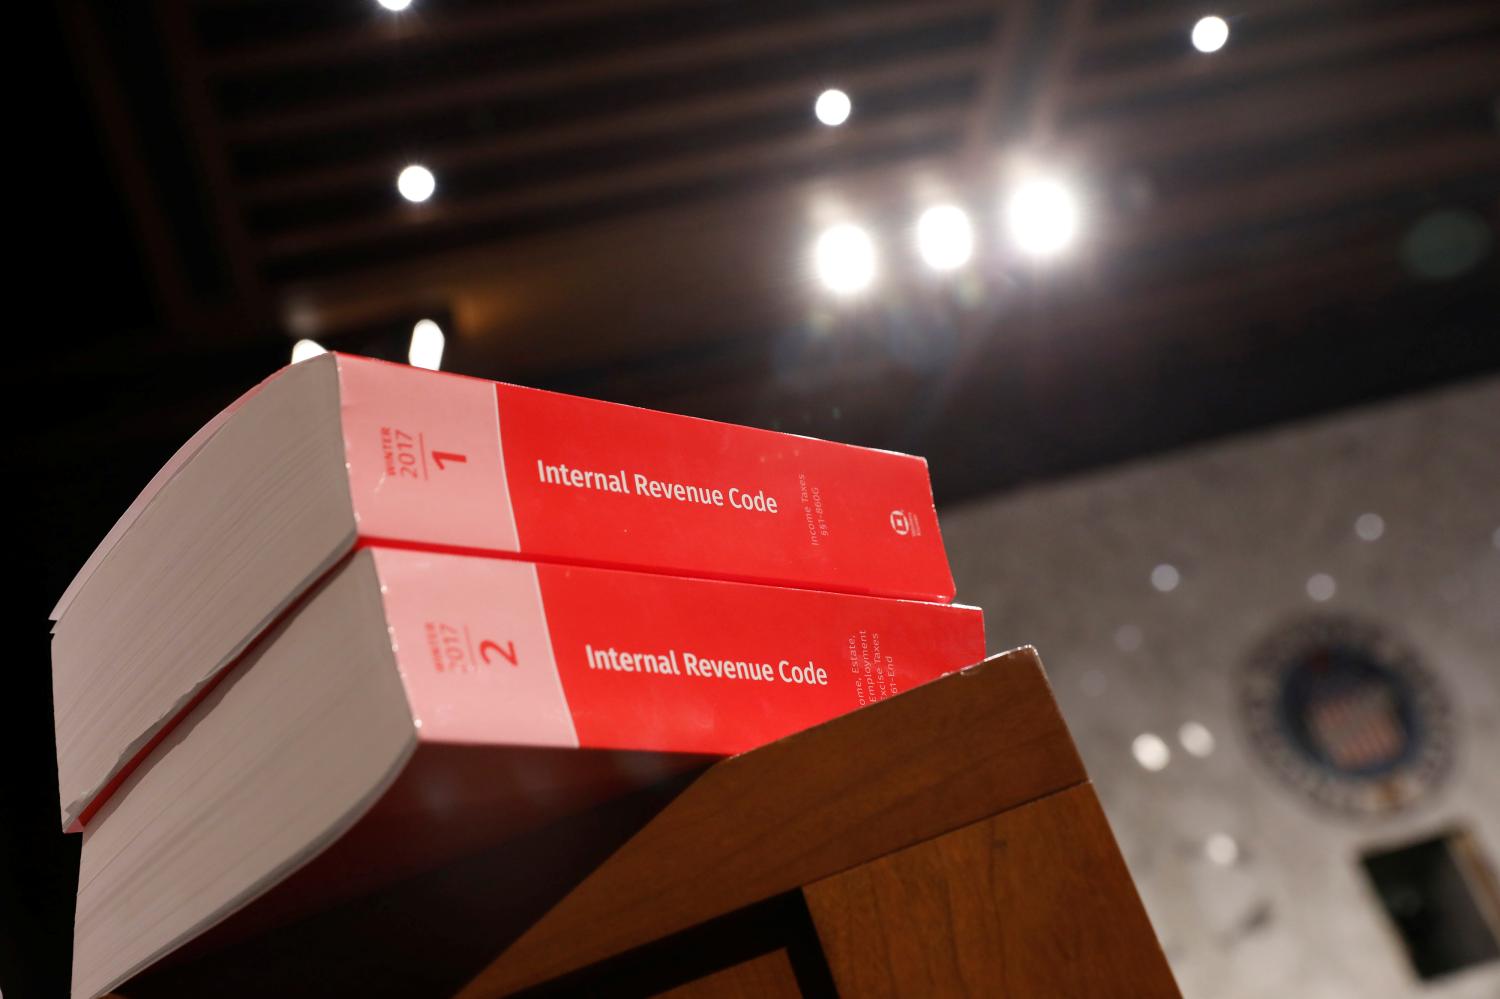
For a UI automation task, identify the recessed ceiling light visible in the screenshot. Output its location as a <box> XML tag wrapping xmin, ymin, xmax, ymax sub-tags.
<box><xmin>814</xmin><ymin>89</ymin><xmax>852</xmax><ymax>127</ymax></box>
<box><xmin>408</xmin><ymin>319</ymin><xmax>445</xmax><ymax>370</ymax></box>
<box><xmin>1191</xmin><ymin>15</ymin><xmax>1230</xmax><ymax>53</ymax></box>
<box><xmin>1306</xmin><ymin>573</ymin><xmax>1337</xmax><ymax>602</ymax></box>
<box><xmin>377</xmin><ymin>0</ymin><xmax>414</xmax><ymax>11</ymax></box>
<box><xmin>1114</xmin><ymin>624</ymin><xmax>1144</xmax><ymax>652</ymax></box>
<box><xmin>916</xmin><ymin>204</ymin><xmax>974</xmax><ymax>271</ymax></box>
<box><xmin>1007</xmin><ymin>177</ymin><xmax>1079</xmax><ymax>257</ymax></box>
<box><xmin>1132</xmin><ymin>733</ymin><xmax>1171</xmax><ymax>772</ymax></box>
<box><xmin>1355</xmin><ymin>512</ymin><xmax>1385</xmax><ymax>541</ymax></box>
<box><xmin>813</xmin><ymin>223</ymin><xmax>877</xmax><ymax>295</ymax></box>
<box><xmin>1179</xmin><ymin>721</ymin><xmax>1216</xmax><ymax>758</ymax></box>
<box><xmin>1205</xmin><ymin>833</ymin><xmax>1240</xmax><ymax>866</ymax></box>
<box><xmin>397</xmin><ymin>164</ymin><xmax>436</xmax><ymax>203</ymax></box>
<box><xmin>290</xmin><ymin>339</ymin><xmax>326</xmax><ymax>363</ymax></box>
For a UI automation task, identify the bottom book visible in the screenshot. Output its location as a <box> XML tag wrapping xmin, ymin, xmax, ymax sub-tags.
<box><xmin>73</xmin><ymin>547</ymin><xmax>985</xmax><ymax>999</ymax></box>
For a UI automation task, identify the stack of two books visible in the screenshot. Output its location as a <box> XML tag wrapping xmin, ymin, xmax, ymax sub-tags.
<box><xmin>51</xmin><ymin>353</ymin><xmax>986</xmax><ymax>999</ymax></box>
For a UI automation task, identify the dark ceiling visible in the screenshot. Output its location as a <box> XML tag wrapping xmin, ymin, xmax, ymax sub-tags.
<box><xmin>32</xmin><ymin>0</ymin><xmax>1500</xmax><ymax>571</ymax></box>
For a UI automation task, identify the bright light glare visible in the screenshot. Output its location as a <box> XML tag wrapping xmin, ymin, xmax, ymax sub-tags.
<box><xmin>397</xmin><ymin>164</ymin><xmax>436</xmax><ymax>203</ymax></box>
<box><xmin>916</xmin><ymin>204</ymin><xmax>974</xmax><ymax>271</ymax></box>
<box><xmin>814</xmin><ymin>88</ymin><xmax>852</xmax><ymax>126</ymax></box>
<box><xmin>1306</xmin><ymin>573</ymin><xmax>1337</xmax><ymax>602</ymax></box>
<box><xmin>291</xmin><ymin>339</ymin><xmax>326</xmax><ymax>363</ymax></box>
<box><xmin>377</xmin><ymin>0</ymin><xmax>413</xmax><ymax>10</ymax></box>
<box><xmin>1205</xmin><ymin>833</ymin><xmax>1240</xmax><ymax>866</ymax></box>
<box><xmin>1151</xmin><ymin>563</ymin><xmax>1180</xmax><ymax>593</ymax></box>
<box><xmin>409</xmin><ymin>319</ymin><xmax>445</xmax><ymax>370</ymax></box>
<box><xmin>1179</xmin><ymin>721</ymin><xmax>1216</xmax><ymax>758</ymax></box>
<box><xmin>1007</xmin><ymin>178</ymin><xmax>1078</xmax><ymax>257</ymax></box>
<box><xmin>1355</xmin><ymin>513</ymin><xmax>1385</xmax><ymax>541</ymax></box>
<box><xmin>813</xmin><ymin>223</ymin><xmax>877</xmax><ymax>294</ymax></box>
<box><xmin>1192</xmin><ymin>16</ymin><xmax>1229</xmax><ymax>53</ymax></box>
<box><xmin>1132</xmin><ymin>733</ymin><xmax>1171</xmax><ymax>772</ymax></box>
<box><xmin>1114</xmin><ymin>624</ymin><xmax>1144</xmax><ymax>653</ymax></box>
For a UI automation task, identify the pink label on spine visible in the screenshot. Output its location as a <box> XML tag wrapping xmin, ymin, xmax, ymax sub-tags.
<box><xmin>373</xmin><ymin>548</ymin><xmax>578</xmax><ymax>748</ymax></box>
<box><xmin>337</xmin><ymin>355</ymin><xmax>520</xmax><ymax>553</ymax></box>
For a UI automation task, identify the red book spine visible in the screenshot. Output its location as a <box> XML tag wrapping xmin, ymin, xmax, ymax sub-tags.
<box><xmin>71</xmin><ymin>545</ymin><xmax>983</xmax><ymax>832</ymax></box>
<box><xmin>337</xmin><ymin>353</ymin><xmax>956</xmax><ymax>602</ymax></box>
<box><xmin>372</xmin><ymin>547</ymin><xmax>984</xmax><ymax>755</ymax></box>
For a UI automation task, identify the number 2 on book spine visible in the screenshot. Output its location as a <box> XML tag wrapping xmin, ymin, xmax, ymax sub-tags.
<box><xmin>479</xmin><ymin>639</ymin><xmax>518</xmax><ymax>667</ymax></box>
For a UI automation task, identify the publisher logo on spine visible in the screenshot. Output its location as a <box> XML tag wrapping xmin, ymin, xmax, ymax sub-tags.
<box><xmin>889</xmin><ymin>510</ymin><xmax>922</xmax><ymax>537</ymax></box>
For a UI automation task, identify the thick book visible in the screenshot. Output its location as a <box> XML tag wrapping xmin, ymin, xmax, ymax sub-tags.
<box><xmin>51</xmin><ymin>352</ymin><xmax>956</xmax><ymax>828</ymax></box>
<box><xmin>71</xmin><ymin>546</ymin><xmax>984</xmax><ymax>999</ymax></box>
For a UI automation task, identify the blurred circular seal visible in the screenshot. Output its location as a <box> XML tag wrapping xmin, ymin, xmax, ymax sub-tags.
<box><xmin>1239</xmin><ymin>614</ymin><xmax>1452</xmax><ymax>816</ymax></box>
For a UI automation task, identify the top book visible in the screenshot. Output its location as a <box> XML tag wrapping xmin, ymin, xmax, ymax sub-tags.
<box><xmin>51</xmin><ymin>352</ymin><xmax>955</xmax><ymax>827</ymax></box>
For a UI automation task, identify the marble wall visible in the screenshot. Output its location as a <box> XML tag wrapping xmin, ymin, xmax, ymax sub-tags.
<box><xmin>940</xmin><ymin>376</ymin><xmax>1500</xmax><ymax>998</ymax></box>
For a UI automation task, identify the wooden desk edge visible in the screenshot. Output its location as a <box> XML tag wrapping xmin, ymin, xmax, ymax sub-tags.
<box><xmin>461</xmin><ymin>647</ymin><xmax>1089</xmax><ymax>997</ymax></box>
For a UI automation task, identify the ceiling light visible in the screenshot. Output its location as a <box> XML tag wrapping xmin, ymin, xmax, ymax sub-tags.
<box><xmin>1007</xmin><ymin>177</ymin><xmax>1078</xmax><ymax>257</ymax></box>
<box><xmin>813</xmin><ymin>223</ymin><xmax>876</xmax><ymax>295</ymax></box>
<box><xmin>916</xmin><ymin>204</ymin><xmax>974</xmax><ymax>271</ymax></box>
<box><xmin>1355</xmin><ymin>513</ymin><xmax>1385</xmax><ymax>541</ymax></box>
<box><xmin>1179</xmin><ymin>721</ymin><xmax>1216</xmax><ymax>758</ymax></box>
<box><xmin>814</xmin><ymin>89</ymin><xmax>852</xmax><ymax>127</ymax></box>
<box><xmin>1132</xmin><ymin>733</ymin><xmax>1171</xmax><ymax>772</ymax></box>
<box><xmin>1191</xmin><ymin>16</ymin><xmax>1229</xmax><ymax>53</ymax></box>
<box><xmin>290</xmin><ymin>339</ymin><xmax>326</xmax><ymax>364</ymax></box>
<box><xmin>397</xmin><ymin>164</ymin><xmax>436</xmax><ymax>203</ymax></box>
<box><xmin>377</xmin><ymin>0</ymin><xmax>414</xmax><ymax>11</ymax></box>
<box><xmin>1205</xmin><ymin>833</ymin><xmax>1240</xmax><ymax>866</ymax></box>
<box><xmin>1306</xmin><ymin>573</ymin><xmax>1336</xmax><ymax>602</ymax></box>
<box><xmin>409</xmin><ymin>319</ymin><xmax>445</xmax><ymax>370</ymax></box>
<box><xmin>1114</xmin><ymin>624</ymin><xmax>1143</xmax><ymax>653</ymax></box>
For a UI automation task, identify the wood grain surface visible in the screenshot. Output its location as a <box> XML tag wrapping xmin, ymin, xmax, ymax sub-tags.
<box><xmin>459</xmin><ymin>647</ymin><xmax>1087</xmax><ymax>997</ymax></box>
<box><xmin>805</xmin><ymin>783</ymin><xmax>1181</xmax><ymax>998</ymax></box>
<box><xmin>653</xmin><ymin>950</ymin><xmax>802</xmax><ymax>999</ymax></box>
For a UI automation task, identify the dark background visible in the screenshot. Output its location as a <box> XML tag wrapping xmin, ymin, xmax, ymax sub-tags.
<box><xmin>7</xmin><ymin>1</ymin><xmax>1498</xmax><ymax>995</ymax></box>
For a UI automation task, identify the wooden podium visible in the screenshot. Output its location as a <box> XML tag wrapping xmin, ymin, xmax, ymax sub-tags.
<box><xmin>120</xmin><ymin>647</ymin><xmax>1179</xmax><ymax>998</ymax></box>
